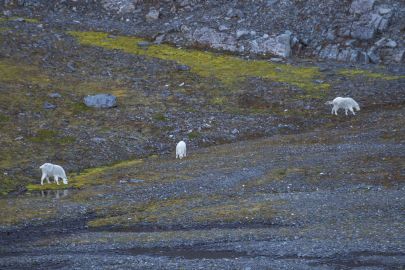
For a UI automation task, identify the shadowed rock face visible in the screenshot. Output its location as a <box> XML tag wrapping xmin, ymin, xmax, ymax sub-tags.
<box><xmin>3</xmin><ymin>0</ymin><xmax>404</xmax><ymax>64</ymax></box>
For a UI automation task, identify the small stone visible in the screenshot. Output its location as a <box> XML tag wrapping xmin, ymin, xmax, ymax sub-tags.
<box><xmin>48</xmin><ymin>93</ymin><xmax>62</xmax><ymax>98</ymax></box>
<box><xmin>218</xmin><ymin>25</ymin><xmax>229</xmax><ymax>31</ymax></box>
<box><xmin>315</xmin><ymin>80</ymin><xmax>324</xmax><ymax>84</ymax></box>
<box><xmin>367</xmin><ymin>49</ymin><xmax>380</xmax><ymax>64</ymax></box>
<box><xmin>12</xmin><ymin>17</ymin><xmax>25</xmax><ymax>22</ymax></box>
<box><xmin>145</xmin><ymin>9</ymin><xmax>159</xmax><ymax>21</ymax></box>
<box><xmin>67</xmin><ymin>61</ymin><xmax>76</xmax><ymax>72</ymax></box>
<box><xmin>177</xmin><ymin>65</ymin><xmax>190</xmax><ymax>71</ymax></box>
<box><xmin>84</xmin><ymin>94</ymin><xmax>117</xmax><ymax>108</ymax></box>
<box><xmin>154</xmin><ymin>34</ymin><xmax>165</xmax><ymax>44</ymax></box>
<box><xmin>43</xmin><ymin>102</ymin><xmax>56</xmax><ymax>110</ymax></box>
<box><xmin>378</xmin><ymin>7</ymin><xmax>392</xmax><ymax>15</ymax></box>
<box><xmin>345</xmin><ymin>39</ymin><xmax>356</xmax><ymax>46</ymax></box>
<box><xmin>91</xmin><ymin>137</ymin><xmax>106</xmax><ymax>143</ymax></box>
<box><xmin>236</xmin><ymin>29</ymin><xmax>250</xmax><ymax>39</ymax></box>
<box><xmin>394</xmin><ymin>50</ymin><xmax>405</xmax><ymax>63</ymax></box>
<box><xmin>385</xmin><ymin>39</ymin><xmax>397</xmax><ymax>48</ymax></box>
<box><xmin>137</xmin><ymin>41</ymin><xmax>150</xmax><ymax>48</ymax></box>
<box><xmin>269</xmin><ymin>57</ymin><xmax>283</xmax><ymax>63</ymax></box>
<box><xmin>375</xmin><ymin>37</ymin><xmax>386</xmax><ymax>47</ymax></box>
<box><xmin>129</xmin><ymin>179</ymin><xmax>144</xmax><ymax>183</ymax></box>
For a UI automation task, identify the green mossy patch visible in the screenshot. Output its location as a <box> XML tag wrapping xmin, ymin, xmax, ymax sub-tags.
<box><xmin>0</xmin><ymin>16</ymin><xmax>39</xmax><ymax>24</ymax></box>
<box><xmin>0</xmin><ymin>198</ymin><xmax>56</xmax><ymax>226</ymax></box>
<box><xmin>339</xmin><ymin>69</ymin><xmax>405</xmax><ymax>80</ymax></box>
<box><xmin>0</xmin><ymin>113</ymin><xmax>10</xmax><ymax>122</ymax></box>
<box><xmin>153</xmin><ymin>113</ymin><xmax>168</xmax><ymax>122</ymax></box>
<box><xmin>0</xmin><ymin>59</ymin><xmax>50</xmax><ymax>85</ymax></box>
<box><xmin>87</xmin><ymin>195</ymin><xmax>275</xmax><ymax>228</ymax></box>
<box><xmin>68</xmin><ymin>31</ymin><xmax>330</xmax><ymax>97</ymax></box>
<box><xmin>28</xmin><ymin>129</ymin><xmax>76</xmax><ymax>144</ymax></box>
<box><xmin>26</xmin><ymin>159</ymin><xmax>144</xmax><ymax>191</ymax></box>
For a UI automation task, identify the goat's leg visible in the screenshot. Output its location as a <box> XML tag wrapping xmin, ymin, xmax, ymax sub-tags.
<box><xmin>41</xmin><ymin>173</ymin><xmax>46</xmax><ymax>185</ymax></box>
<box><xmin>54</xmin><ymin>176</ymin><xmax>60</xmax><ymax>185</ymax></box>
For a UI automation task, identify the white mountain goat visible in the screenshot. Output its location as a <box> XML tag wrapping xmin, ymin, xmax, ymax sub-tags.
<box><xmin>325</xmin><ymin>97</ymin><xmax>360</xmax><ymax>116</ymax></box>
<box><xmin>176</xmin><ymin>141</ymin><xmax>187</xmax><ymax>159</ymax></box>
<box><xmin>39</xmin><ymin>163</ymin><xmax>68</xmax><ymax>185</ymax></box>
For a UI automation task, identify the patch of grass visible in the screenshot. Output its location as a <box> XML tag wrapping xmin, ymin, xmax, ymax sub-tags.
<box><xmin>0</xmin><ymin>113</ymin><xmax>10</xmax><ymax>122</ymax></box>
<box><xmin>153</xmin><ymin>113</ymin><xmax>168</xmax><ymax>122</ymax></box>
<box><xmin>0</xmin><ymin>59</ymin><xmax>50</xmax><ymax>84</ymax></box>
<box><xmin>210</xmin><ymin>96</ymin><xmax>226</xmax><ymax>106</ymax></box>
<box><xmin>0</xmin><ymin>178</ymin><xmax>18</xmax><ymax>196</ymax></box>
<box><xmin>87</xmin><ymin>195</ymin><xmax>275</xmax><ymax>228</ymax></box>
<box><xmin>0</xmin><ymin>16</ymin><xmax>39</xmax><ymax>23</ymax></box>
<box><xmin>26</xmin><ymin>159</ymin><xmax>144</xmax><ymax>191</ymax></box>
<box><xmin>28</xmin><ymin>129</ymin><xmax>75</xmax><ymax>144</ymax></box>
<box><xmin>69</xmin><ymin>31</ymin><xmax>330</xmax><ymax>97</ymax></box>
<box><xmin>188</xmin><ymin>130</ymin><xmax>201</xmax><ymax>140</ymax></box>
<box><xmin>339</xmin><ymin>69</ymin><xmax>405</xmax><ymax>80</ymax></box>
<box><xmin>71</xmin><ymin>102</ymin><xmax>91</xmax><ymax>114</ymax></box>
<box><xmin>0</xmin><ymin>198</ymin><xmax>56</xmax><ymax>226</ymax></box>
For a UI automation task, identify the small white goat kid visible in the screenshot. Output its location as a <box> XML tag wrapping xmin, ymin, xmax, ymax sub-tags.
<box><xmin>40</xmin><ymin>163</ymin><xmax>68</xmax><ymax>185</ymax></box>
<box><xmin>326</xmin><ymin>97</ymin><xmax>360</xmax><ymax>116</ymax></box>
<box><xmin>176</xmin><ymin>141</ymin><xmax>187</xmax><ymax>159</ymax></box>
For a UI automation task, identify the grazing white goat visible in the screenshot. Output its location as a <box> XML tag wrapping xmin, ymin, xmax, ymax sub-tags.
<box><xmin>325</xmin><ymin>97</ymin><xmax>360</xmax><ymax>116</ymax></box>
<box><xmin>176</xmin><ymin>141</ymin><xmax>187</xmax><ymax>159</ymax></box>
<box><xmin>40</xmin><ymin>163</ymin><xmax>68</xmax><ymax>185</ymax></box>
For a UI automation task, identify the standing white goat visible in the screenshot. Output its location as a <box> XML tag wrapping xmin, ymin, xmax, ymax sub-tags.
<box><xmin>325</xmin><ymin>97</ymin><xmax>360</xmax><ymax>116</ymax></box>
<box><xmin>176</xmin><ymin>141</ymin><xmax>187</xmax><ymax>159</ymax></box>
<box><xmin>40</xmin><ymin>163</ymin><xmax>68</xmax><ymax>185</ymax></box>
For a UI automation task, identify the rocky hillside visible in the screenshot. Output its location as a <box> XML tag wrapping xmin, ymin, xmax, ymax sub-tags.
<box><xmin>2</xmin><ymin>0</ymin><xmax>405</xmax><ymax>64</ymax></box>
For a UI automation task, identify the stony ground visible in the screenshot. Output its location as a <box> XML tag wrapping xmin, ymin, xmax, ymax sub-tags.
<box><xmin>0</xmin><ymin>6</ymin><xmax>404</xmax><ymax>270</ymax></box>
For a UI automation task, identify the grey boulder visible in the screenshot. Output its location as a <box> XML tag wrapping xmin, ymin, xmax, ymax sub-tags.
<box><xmin>84</xmin><ymin>94</ymin><xmax>117</xmax><ymax>108</ymax></box>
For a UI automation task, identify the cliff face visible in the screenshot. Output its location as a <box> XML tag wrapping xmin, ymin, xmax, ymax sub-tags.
<box><xmin>2</xmin><ymin>0</ymin><xmax>404</xmax><ymax>64</ymax></box>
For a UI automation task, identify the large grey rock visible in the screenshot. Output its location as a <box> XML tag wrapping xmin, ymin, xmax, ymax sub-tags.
<box><xmin>351</xmin><ymin>23</ymin><xmax>376</xmax><ymax>40</ymax></box>
<box><xmin>337</xmin><ymin>49</ymin><xmax>352</xmax><ymax>62</ymax></box>
<box><xmin>378</xmin><ymin>18</ymin><xmax>389</xmax><ymax>32</ymax></box>
<box><xmin>367</xmin><ymin>48</ymin><xmax>380</xmax><ymax>64</ymax></box>
<box><xmin>394</xmin><ymin>50</ymin><xmax>405</xmax><ymax>63</ymax></box>
<box><xmin>84</xmin><ymin>94</ymin><xmax>117</xmax><ymax>108</ymax></box>
<box><xmin>350</xmin><ymin>0</ymin><xmax>375</xmax><ymax>14</ymax></box>
<box><xmin>319</xmin><ymin>45</ymin><xmax>339</xmax><ymax>60</ymax></box>
<box><xmin>192</xmin><ymin>27</ymin><xmax>240</xmax><ymax>52</ymax></box>
<box><xmin>369</xmin><ymin>13</ymin><xmax>383</xmax><ymax>30</ymax></box>
<box><xmin>250</xmin><ymin>32</ymin><xmax>292</xmax><ymax>58</ymax></box>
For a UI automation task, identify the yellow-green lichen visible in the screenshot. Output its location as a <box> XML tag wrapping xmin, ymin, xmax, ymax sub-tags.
<box><xmin>0</xmin><ymin>16</ymin><xmax>39</xmax><ymax>24</ymax></box>
<box><xmin>0</xmin><ymin>59</ymin><xmax>50</xmax><ymax>84</ymax></box>
<box><xmin>26</xmin><ymin>159</ymin><xmax>143</xmax><ymax>191</ymax></box>
<box><xmin>28</xmin><ymin>129</ymin><xmax>76</xmax><ymax>144</ymax></box>
<box><xmin>339</xmin><ymin>69</ymin><xmax>405</xmax><ymax>80</ymax></box>
<box><xmin>87</xmin><ymin>195</ymin><xmax>275</xmax><ymax>228</ymax></box>
<box><xmin>68</xmin><ymin>31</ymin><xmax>330</xmax><ymax>97</ymax></box>
<box><xmin>0</xmin><ymin>198</ymin><xmax>56</xmax><ymax>226</ymax></box>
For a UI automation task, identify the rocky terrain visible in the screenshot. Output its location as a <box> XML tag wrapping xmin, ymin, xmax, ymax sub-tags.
<box><xmin>0</xmin><ymin>0</ymin><xmax>404</xmax><ymax>269</ymax></box>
